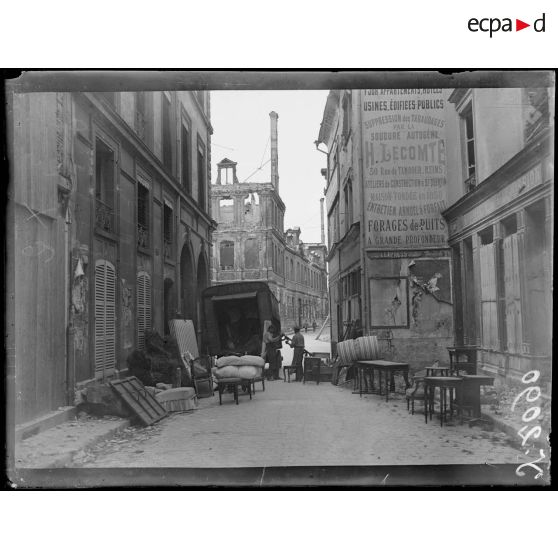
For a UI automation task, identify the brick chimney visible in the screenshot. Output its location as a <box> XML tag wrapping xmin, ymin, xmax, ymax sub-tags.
<box><xmin>269</xmin><ymin>111</ymin><xmax>279</xmax><ymax>192</ymax></box>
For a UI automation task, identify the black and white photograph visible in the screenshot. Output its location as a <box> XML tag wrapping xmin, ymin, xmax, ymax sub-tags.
<box><xmin>4</xmin><ymin>70</ymin><xmax>553</xmax><ymax>488</ymax></box>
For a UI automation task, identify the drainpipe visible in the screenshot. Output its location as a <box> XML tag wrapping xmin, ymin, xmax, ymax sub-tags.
<box><xmin>357</xmin><ymin>90</ymin><xmax>369</xmax><ymax>335</ymax></box>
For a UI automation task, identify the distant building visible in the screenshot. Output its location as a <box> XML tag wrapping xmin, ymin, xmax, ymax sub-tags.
<box><xmin>8</xmin><ymin>89</ymin><xmax>215</xmax><ymax>425</ymax></box>
<box><xmin>210</xmin><ymin>112</ymin><xmax>328</xmax><ymax>327</ymax></box>
<box><xmin>443</xmin><ymin>86</ymin><xmax>553</xmax><ymax>386</ymax></box>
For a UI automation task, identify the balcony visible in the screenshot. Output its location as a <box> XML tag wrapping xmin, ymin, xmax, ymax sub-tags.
<box><xmin>95</xmin><ymin>199</ymin><xmax>114</xmax><ymax>233</ymax></box>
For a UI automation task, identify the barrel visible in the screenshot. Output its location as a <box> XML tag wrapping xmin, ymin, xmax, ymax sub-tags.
<box><xmin>355</xmin><ymin>336</ymin><xmax>380</xmax><ymax>361</ymax></box>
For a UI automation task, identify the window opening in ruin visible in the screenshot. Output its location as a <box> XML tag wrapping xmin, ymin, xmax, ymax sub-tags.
<box><xmin>244</xmin><ymin>238</ymin><xmax>259</xmax><ymax>269</ymax></box>
<box><xmin>220</xmin><ymin>240</ymin><xmax>234</xmax><ymax>270</ymax></box>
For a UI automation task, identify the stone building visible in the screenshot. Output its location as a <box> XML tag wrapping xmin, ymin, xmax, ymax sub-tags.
<box><xmin>210</xmin><ymin>112</ymin><xmax>328</xmax><ymax>328</ymax></box>
<box><xmin>8</xmin><ymin>89</ymin><xmax>215</xmax><ymax>425</ymax></box>
<box><xmin>442</xmin><ymin>86</ymin><xmax>553</xmax><ymax>387</ymax></box>
<box><xmin>317</xmin><ymin>83</ymin><xmax>553</xmax><ymax>386</ymax></box>
<box><xmin>317</xmin><ymin>89</ymin><xmax>458</xmax><ymax>365</ymax></box>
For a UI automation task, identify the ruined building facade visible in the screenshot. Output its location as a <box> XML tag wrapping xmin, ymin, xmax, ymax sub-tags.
<box><xmin>8</xmin><ymin>89</ymin><xmax>215</xmax><ymax>425</ymax></box>
<box><xmin>210</xmin><ymin>113</ymin><xmax>328</xmax><ymax>328</ymax></box>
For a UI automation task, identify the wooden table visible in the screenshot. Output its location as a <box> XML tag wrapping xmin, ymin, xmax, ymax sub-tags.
<box><xmin>356</xmin><ymin>360</ymin><xmax>410</xmax><ymax>402</ymax></box>
<box><xmin>424</xmin><ymin>376</ymin><xmax>463</xmax><ymax>427</ymax></box>
<box><xmin>455</xmin><ymin>374</ymin><xmax>495</xmax><ymax>420</ymax></box>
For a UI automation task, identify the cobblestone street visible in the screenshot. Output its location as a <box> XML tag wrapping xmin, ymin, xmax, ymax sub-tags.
<box><xmin>77</xmin><ymin>334</ymin><xmax>525</xmax><ymax>468</ymax></box>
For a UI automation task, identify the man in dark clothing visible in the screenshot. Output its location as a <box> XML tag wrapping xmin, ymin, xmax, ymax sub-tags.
<box><xmin>291</xmin><ymin>326</ymin><xmax>305</xmax><ymax>381</ymax></box>
<box><xmin>263</xmin><ymin>324</ymin><xmax>282</xmax><ymax>380</ymax></box>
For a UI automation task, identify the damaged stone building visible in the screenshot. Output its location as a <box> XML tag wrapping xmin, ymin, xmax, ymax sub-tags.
<box><xmin>317</xmin><ymin>84</ymin><xmax>553</xmax><ymax>385</ymax></box>
<box><xmin>210</xmin><ymin>112</ymin><xmax>328</xmax><ymax>328</ymax></box>
<box><xmin>8</xmin><ymin>89</ymin><xmax>215</xmax><ymax>426</ymax></box>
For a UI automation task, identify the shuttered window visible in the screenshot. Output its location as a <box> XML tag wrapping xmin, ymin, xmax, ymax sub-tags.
<box><xmin>502</xmin><ymin>233</ymin><xmax>522</xmax><ymax>353</ymax></box>
<box><xmin>94</xmin><ymin>260</ymin><xmax>116</xmax><ymax>379</ymax></box>
<box><xmin>136</xmin><ymin>271</ymin><xmax>152</xmax><ymax>349</ymax></box>
<box><xmin>479</xmin><ymin>237</ymin><xmax>498</xmax><ymax>350</ymax></box>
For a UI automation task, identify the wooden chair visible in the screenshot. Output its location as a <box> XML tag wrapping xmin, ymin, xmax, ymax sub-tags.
<box><xmin>303</xmin><ymin>357</ymin><xmax>321</xmax><ymax>384</ymax></box>
<box><xmin>406</xmin><ymin>371</ymin><xmax>427</xmax><ymax>415</ymax></box>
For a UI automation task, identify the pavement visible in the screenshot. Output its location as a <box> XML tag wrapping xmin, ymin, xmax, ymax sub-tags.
<box><xmin>10</xmin><ymin>332</ymin><xmax>544</xmax><ymax>472</ymax></box>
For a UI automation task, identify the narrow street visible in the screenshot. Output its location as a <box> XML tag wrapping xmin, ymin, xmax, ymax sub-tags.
<box><xmin>75</xmin><ymin>332</ymin><xmax>524</xmax><ymax>469</ymax></box>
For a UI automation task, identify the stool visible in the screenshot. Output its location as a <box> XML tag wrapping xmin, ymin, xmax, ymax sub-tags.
<box><xmin>217</xmin><ymin>378</ymin><xmax>245</xmax><ymax>405</ymax></box>
<box><xmin>283</xmin><ymin>366</ymin><xmax>299</xmax><ymax>382</ymax></box>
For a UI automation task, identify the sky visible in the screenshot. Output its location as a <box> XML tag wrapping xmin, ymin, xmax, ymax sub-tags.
<box><xmin>210</xmin><ymin>90</ymin><xmax>330</xmax><ymax>244</ymax></box>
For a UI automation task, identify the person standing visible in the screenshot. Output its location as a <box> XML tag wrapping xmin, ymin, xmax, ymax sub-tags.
<box><xmin>291</xmin><ymin>326</ymin><xmax>305</xmax><ymax>381</ymax></box>
<box><xmin>263</xmin><ymin>324</ymin><xmax>282</xmax><ymax>381</ymax></box>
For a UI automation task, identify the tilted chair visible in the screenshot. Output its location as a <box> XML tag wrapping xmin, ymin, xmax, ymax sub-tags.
<box><xmin>169</xmin><ymin>319</ymin><xmax>214</xmax><ymax>398</ymax></box>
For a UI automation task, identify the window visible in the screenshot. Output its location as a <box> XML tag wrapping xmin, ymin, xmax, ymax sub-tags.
<box><xmin>500</xmin><ymin>215</ymin><xmax>522</xmax><ymax>353</ymax></box>
<box><xmin>95</xmin><ymin>138</ymin><xmax>115</xmax><ymax>233</ymax></box>
<box><xmin>462</xmin><ymin>237</ymin><xmax>477</xmax><ymax>345</ymax></box>
<box><xmin>163</xmin><ymin>202</ymin><xmax>173</xmax><ymax>259</ymax></box>
<box><xmin>136</xmin><ymin>271</ymin><xmax>152</xmax><ymax>350</ymax></box>
<box><xmin>219</xmin><ymin>197</ymin><xmax>234</xmax><ymax>222</ymax></box>
<box><xmin>220</xmin><ymin>241</ymin><xmax>234</xmax><ymax>270</ymax></box>
<box><xmin>162</xmin><ymin>93</ymin><xmax>172</xmax><ymax>171</ymax></box>
<box><xmin>524</xmin><ymin>201</ymin><xmax>550</xmax><ymax>354</ymax></box>
<box><xmin>479</xmin><ymin>227</ymin><xmax>498</xmax><ymax>349</ymax></box>
<box><xmin>94</xmin><ymin>260</ymin><xmax>116</xmax><ymax>380</ymax></box>
<box><xmin>197</xmin><ymin>143</ymin><xmax>206</xmax><ymax>211</ymax></box>
<box><xmin>135</xmin><ymin>92</ymin><xmax>146</xmax><ymax>140</ymax></box>
<box><xmin>137</xmin><ymin>182</ymin><xmax>150</xmax><ymax>249</ymax></box>
<box><xmin>181</xmin><ymin>123</ymin><xmax>191</xmax><ymax>193</ymax></box>
<box><xmin>461</xmin><ymin>103</ymin><xmax>476</xmax><ymax>191</ymax></box>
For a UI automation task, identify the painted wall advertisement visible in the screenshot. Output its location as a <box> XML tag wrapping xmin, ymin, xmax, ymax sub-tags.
<box><xmin>361</xmin><ymin>89</ymin><xmax>448</xmax><ymax>249</ymax></box>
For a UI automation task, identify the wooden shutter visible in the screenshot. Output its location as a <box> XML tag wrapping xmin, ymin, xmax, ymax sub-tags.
<box><xmin>503</xmin><ymin>234</ymin><xmax>522</xmax><ymax>353</ymax></box>
<box><xmin>479</xmin><ymin>244</ymin><xmax>498</xmax><ymax>350</ymax></box>
<box><xmin>94</xmin><ymin>260</ymin><xmax>116</xmax><ymax>379</ymax></box>
<box><xmin>136</xmin><ymin>271</ymin><xmax>152</xmax><ymax>349</ymax></box>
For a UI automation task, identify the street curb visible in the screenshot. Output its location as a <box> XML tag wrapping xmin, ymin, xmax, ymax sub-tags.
<box><xmin>480</xmin><ymin>410</ymin><xmax>547</xmax><ymax>451</ymax></box>
<box><xmin>43</xmin><ymin>418</ymin><xmax>132</xmax><ymax>468</ymax></box>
